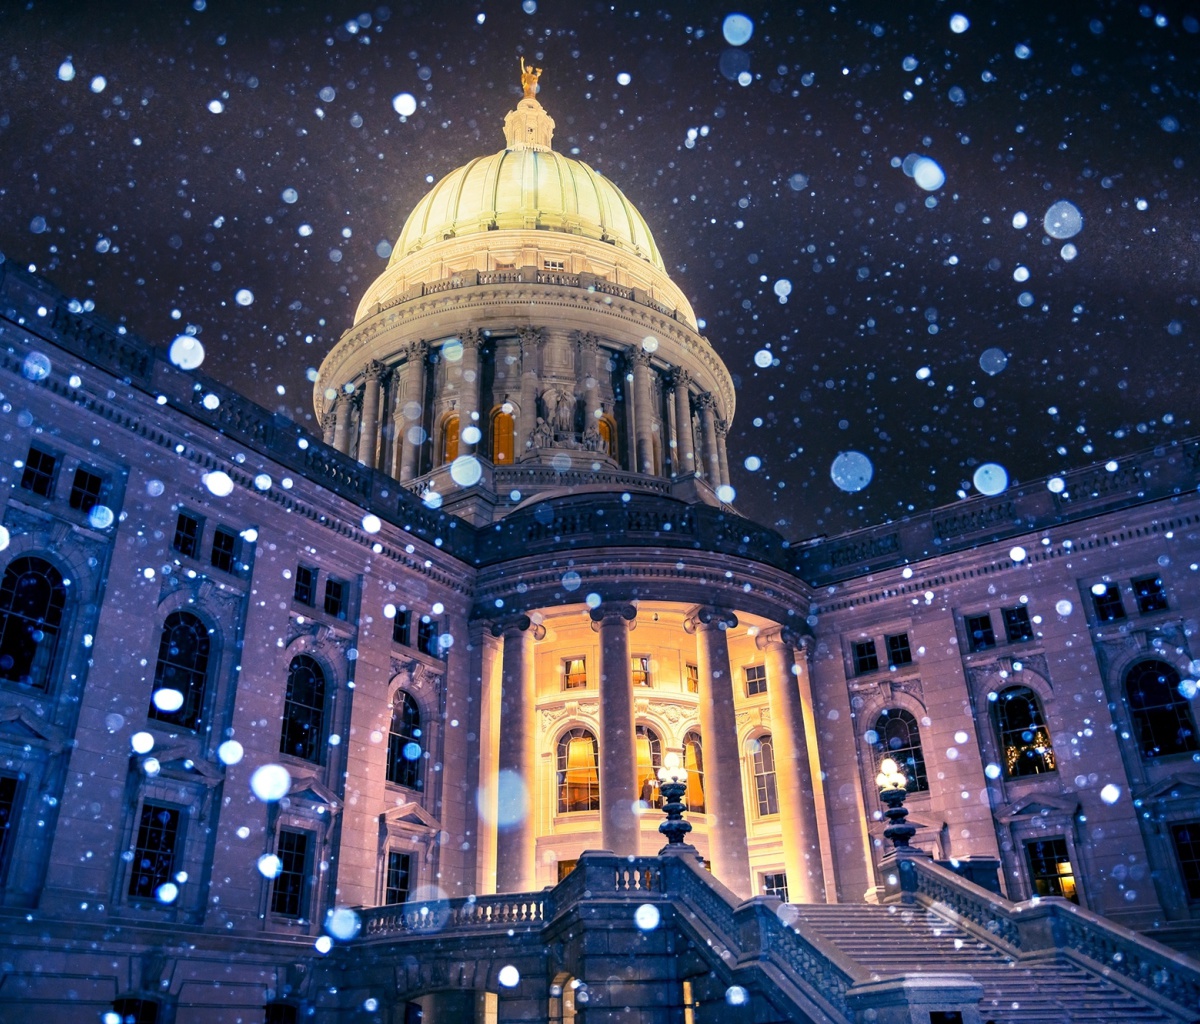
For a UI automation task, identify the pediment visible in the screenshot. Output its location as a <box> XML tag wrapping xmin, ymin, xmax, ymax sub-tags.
<box><xmin>0</xmin><ymin>706</ymin><xmax>64</xmax><ymax>749</ymax></box>
<box><xmin>1135</xmin><ymin>772</ymin><xmax>1200</xmax><ymax>804</ymax></box>
<box><xmin>382</xmin><ymin>800</ymin><xmax>441</xmax><ymax>831</ymax></box>
<box><xmin>138</xmin><ymin>745</ymin><xmax>224</xmax><ymax>785</ymax></box>
<box><xmin>997</xmin><ymin>793</ymin><xmax>1078</xmax><ymax>824</ymax></box>
<box><xmin>286</xmin><ymin>774</ymin><xmax>341</xmax><ymax>812</ymax></box>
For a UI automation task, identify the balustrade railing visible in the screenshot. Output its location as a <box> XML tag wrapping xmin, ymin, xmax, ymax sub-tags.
<box><xmin>358</xmin><ymin>892</ymin><xmax>546</xmax><ymax>938</ymax></box>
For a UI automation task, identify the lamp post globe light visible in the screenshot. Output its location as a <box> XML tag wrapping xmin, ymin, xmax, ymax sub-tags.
<box><xmin>876</xmin><ymin>757</ymin><xmax>917</xmax><ymax>851</ymax></box>
<box><xmin>658</xmin><ymin>752</ymin><xmax>693</xmax><ymax>848</ymax></box>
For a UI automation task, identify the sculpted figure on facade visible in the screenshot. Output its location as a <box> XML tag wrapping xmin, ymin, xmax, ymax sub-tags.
<box><xmin>530</xmin><ymin>416</ymin><xmax>553</xmax><ymax>449</ymax></box>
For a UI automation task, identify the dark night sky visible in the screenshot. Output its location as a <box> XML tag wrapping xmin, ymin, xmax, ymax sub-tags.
<box><xmin>1</xmin><ymin>0</ymin><xmax>1198</xmax><ymax>541</ymax></box>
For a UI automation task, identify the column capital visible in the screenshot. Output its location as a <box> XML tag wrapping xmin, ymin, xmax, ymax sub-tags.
<box><xmin>715</xmin><ymin>416</ymin><xmax>729</xmax><ymax>439</ymax></box>
<box><xmin>696</xmin><ymin>391</ymin><xmax>716</xmax><ymax>412</ymax></box>
<box><xmin>518</xmin><ymin>326</ymin><xmax>545</xmax><ymax>353</ymax></box>
<box><xmin>668</xmin><ymin>367</ymin><xmax>691</xmax><ymax>392</ymax></box>
<box><xmin>626</xmin><ymin>348</ymin><xmax>652</xmax><ymax>370</ymax></box>
<box><xmin>755</xmin><ymin>625</ymin><xmax>806</xmax><ymax>652</ymax></box>
<box><xmin>364</xmin><ymin>359</ymin><xmax>389</xmax><ymax>384</ymax></box>
<box><xmin>462</xmin><ymin>327</ymin><xmax>486</xmax><ymax>351</ymax></box>
<box><xmin>588</xmin><ymin>602</ymin><xmax>637</xmax><ymax>629</ymax></box>
<box><xmin>683</xmin><ymin>605</ymin><xmax>738</xmax><ymax>634</ymax></box>
<box><xmin>489</xmin><ymin>613</ymin><xmax>546</xmax><ymax>641</ymax></box>
<box><xmin>574</xmin><ymin>330</ymin><xmax>600</xmax><ymax>354</ymax></box>
<box><xmin>405</xmin><ymin>339</ymin><xmax>429</xmax><ymax>362</ymax></box>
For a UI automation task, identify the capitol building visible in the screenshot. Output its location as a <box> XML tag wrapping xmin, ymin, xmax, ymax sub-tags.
<box><xmin>0</xmin><ymin>69</ymin><xmax>1199</xmax><ymax>1023</ymax></box>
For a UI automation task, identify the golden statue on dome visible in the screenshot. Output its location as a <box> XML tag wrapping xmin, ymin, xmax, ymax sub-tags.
<box><xmin>520</xmin><ymin>56</ymin><xmax>542</xmax><ymax>99</ymax></box>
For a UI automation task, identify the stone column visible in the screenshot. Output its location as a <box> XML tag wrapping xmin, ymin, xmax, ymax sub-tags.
<box><xmin>518</xmin><ymin>327</ymin><xmax>543</xmax><ymax>458</ymax></box>
<box><xmin>321</xmin><ymin>407</ymin><xmax>336</xmax><ymax>447</ymax></box>
<box><xmin>389</xmin><ymin>363</ymin><xmax>408</xmax><ymax>479</ymax></box>
<box><xmin>460</xmin><ymin>329</ymin><xmax>483</xmax><ymax>457</ymax></box>
<box><xmin>698</xmin><ymin>393</ymin><xmax>720</xmax><ymax>484</ymax></box>
<box><xmin>589</xmin><ymin>602</ymin><xmax>638</xmax><ymax>855</ymax></box>
<box><xmin>357</xmin><ymin>361</ymin><xmax>387</xmax><ymax>469</ymax></box>
<box><xmin>577</xmin><ymin>332</ymin><xmax>601</xmax><ymax>424</ymax></box>
<box><xmin>332</xmin><ymin>392</ymin><xmax>353</xmax><ymax>455</ymax></box>
<box><xmin>759</xmin><ymin>627</ymin><xmax>826</xmax><ymax>903</ymax></box>
<box><xmin>492</xmin><ymin>615</ymin><xmax>543</xmax><ymax>893</ymax></box>
<box><xmin>716</xmin><ymin>417</ymin><xmax>731</xmax><ymax>490</ymax></box>
<box><xmin>686</xmin><ymin>606</ymin><xmax>752</xmax><ymax>897</ymax></box>
<box><xmin>671</xmin><ymin>369</ymin><xmax>696</xmax><ymax>478</ymax></box>
<box><xmin>398</xmin><ymin>341</ymin><xmax>428</xmax><ymax>482</ymax></box>
<box><xmin>630</xmin><ymin>350</ymin><xmax>655</xmax><ymax>475</ymax></box>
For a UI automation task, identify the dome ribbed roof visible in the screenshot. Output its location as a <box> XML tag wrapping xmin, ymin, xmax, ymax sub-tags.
<box><xmin>390</xmin><ymin>97</ymin><xmax>664</xmax><ymax>271</ymax></box>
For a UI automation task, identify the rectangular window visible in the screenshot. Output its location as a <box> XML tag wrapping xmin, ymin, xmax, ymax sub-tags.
<box><xmin>173</xmin><ymin>512</ymin><xmax>202</xmax><ymax>558</ymax></box>
<box><xmin>20</xmin><ymin>446</ymin><xmax>57</xmax><ymax>498</ymax></box>
<box><xmin>965</xmin><ymin>613</ymin><xmax>996</xmax><ymax>652</ymax></box>
<box><xmin>543</xmin><ymin>259</ymin><xmax>565</xmax><ymax>271</ymax></box>
<box><xmin>885</xmin><ymin>633</ymin><xmax>913</xmax><ymax>667</ymax></box>
<box><xmin>557</xmin><ymin>859</ymin><xmax>578</xmax><ymax>882</ymax></box>
<box><xmin>416</xmin><ymin>618</ymin><xmax>438</xmax><ymax>657</ymax></box>
<box><xmin>68</xmin><ymin>467</ymin><xmax>104</xmax><ymax>513</ymax></box>
<box><xmin>563</xmin><ymin>657</ymin><xmax>587</xmax><ymax>690</ymax></box>
<box><xmin>1002</xmin><ymin>605</ymin><xmax>1034</xmax><ymax>644</ymax></box>
<box><xmin>761</xmin><ymin>871</ymin><xmax>789</xmax><ymax>902</ymax></box>
<box><xmin>128</xmin><ymin>802</ymin><xmax>180</xmax><ymax>899</ymax></box>
<box><xmin>0</xmin><ymin>773</ymin><xmax>19</xmax><ymax>876</ymax></box>
<box><xmin>210</xmin><ymin>526</ymin><xmax>239</xmax><ymax>573</ymax></box>
<box><xmin>632</xmin><ymin>655</ymin><xmax>651</xmax><ymax>687</ymax></box>
<box><xmin>270</xmin><ymin>829</ymin><xmax>311</xmax><ymax>918</ymax></box>
<box><xmin>752</xmin><ymin>736</ymin><xmax>779</xmax><ymax>816</ymax></box>
<box><xmin>852</xmin><ymin>639</ymin><xmax>879</xmax><ymax>674</ymax></box>
<box><xmin>385</xmin><ymin>850</ymin><xmax>412</xmax><ymax>906</ymax></box>
<box><xmin>1172</xmin><ymin>822</ymin><xmax>1200</xmax><ymax>902</ymax></box>
<box><xmin>294</xmin><ymin>566</ymin><xmax>317</xmax><ymax>607</ymax></box>
<box><xmin>392</xmin><ymin>609</ymin><xmax>412</xmax><ymax>646</ymax></box>
<box><xmin>745</xmin><ymin>664</ymin><xmax>768</xmax><ymax>696</ymax></box>
<box><xmin>685</xmin><ymin>663</ymin><xmax>699</xmax><ymax>694</ymax></box>
<box><xmin>1134</xmin><ymin>574</ymin><xmax>1169</xmax><ymax>614</ymax></box>
<box><xmin>1091</xmin><ymin>583</ymin><xmax>1125</xmax><ymax>622</ymax></box>
<box><xmin>1024</xmin><ymin>837</ymin><xmax>1078</xmax><ymax>903</ymax></box>
<box><xmin>324</xmin><ymin>578</ymin><xmax>347</xmax><ymax>619</ymax></box>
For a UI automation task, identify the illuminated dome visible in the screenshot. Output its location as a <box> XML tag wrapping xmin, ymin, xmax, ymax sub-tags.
<box><xmin>390</xmin><ymin>97</ymin><xmax>664</xmax><ymax>271</ymax></box>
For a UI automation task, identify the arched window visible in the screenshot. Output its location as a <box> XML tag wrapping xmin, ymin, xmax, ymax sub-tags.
<box><xmin>750</xmin><ymin>734</ymin><xmax>779</xmax><ymax>816</ymax></box>
<box><xmin>872</xmin><ymin>709</ymin><xmax>929</xmax><ymax>793</ymax></box>
<box><xmin>683</xmin><ymin>730</ymin><xmax>705</xmax><ymax>813</ymax></box>
<box><xmin>441</xmin><ymin>413</ymin><xmax>459</xmax><ymax>465</ymax></box>
<box><xmin>387</xmin><ymin>690</ymin><xmax>423</xmax><ymax>790</ymax></box>
<box><xmin>0</xmin><ymin>556</ymin><xmax>67</xmax><ymax>690</ymax></box>
<box><xmin>1125</xmin><ymin>659</ymin><xmax>1198</xmax><ymax>759</ymax></box>
<box><xmin>557</xmin><ymin>728</ymin><xmax>599</xmax><ymax>813</ymax></box>
<box><xmin>598</xmin><ymin>415</ymin><xmax>616</xmax><ymax>457</ymax></box>
<box><xmin>491</xmin><ymin>407</ymin><xmax>515</xmax><ymax>464</ymax></box>
<box><xmin>280</xmin><ymin>655</ymin><xmax>327</xmax><ymax>763</ymax></box>
<box><xmin>993</xmin><ymin>686</ymin><xmax>1056</xmax><ymax>777</ymax></box>
<box><xmin>635</xmin><ymin>725</ymin><xmax>662</xmax><ymax>807</ymax></box>
<box><xmin>148</xmin><ymin>611</ymin><xmax>210</xmax><ymax>730</ymax></box>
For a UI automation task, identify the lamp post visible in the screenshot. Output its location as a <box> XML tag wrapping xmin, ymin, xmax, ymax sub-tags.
<box><xmin>876</xmin><ymin>757</ymin><xmax>916</xmax><ymax>850</ymax></box>
<box><xmin>657</xmin><ymin>753</ymin><xmax>692</xmax><ymax>847</ymax></box>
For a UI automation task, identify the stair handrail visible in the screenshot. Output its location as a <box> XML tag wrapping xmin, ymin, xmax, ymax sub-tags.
<box><xmin>908</xmin><ymin>855</ymin><xmax>1200</xmax><ymax>1016</ymax></box>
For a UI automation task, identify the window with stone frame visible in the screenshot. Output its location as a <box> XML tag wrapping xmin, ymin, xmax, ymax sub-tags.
<box><xmin>416</xmin><ymin>617</ymin><xmax>439</xmax><ymax>657</ymax></box>
<box><xmin>1002</xmin><ymin>605</ymin><xmax>1034</xmax><ymax>644</ymax></box>
<box><xmin>761</xmin><ymin>871</ymin><xmax>789</xmax><ymax>901</ymax></box>
<box><xmin>556</xmin><ymin>728</ymin><xmax>599</xmax><ymax>813</ymax></box>
<box><xmin>683</xmin><ymin>731</ymin><xmax>705</xmax><ymax>813</ymax></box>
<box><xmin>1090</xmin><ymin>582</ymin><xmax>1126</xmax><ymax>622</ymax></box>
<box><xmin>685</xmin><ymin>663</ymin><xmax>699</xmax><ymax>693</ymax></box>
<box><xmin>885</xmin><ymin>632</ymin><xmax>913</xmax><ymax>667</ymax></box>
<box><xmin>562</xmin><ymin>656</ymin><xmax>587</xmax><ymax>690</ymax></box>
<box><xmin>147</xmin><ymin>611</ymin><xmax>211</xmax><ymax>731</ymax></box>
<box><xmin>0</xmin><ymin>773</ymin><xmax>20</xmax><ymax>882</ymax></box>
<box><xmin>632</xmin><ymin>655</ymin><xmax>651</xmax><ymax>687</ymax></box>
<box><xmin>293</xmin><ymin>565</ymin><xmax>317</xmax><ymax>607</ymax></box>
<box><xmin>323</xmin><ymin>577</ymin><xmax>348</xmax><ymax>619</ymax></box>
<box><xmin>1170</xmin><ymin>822</ymin><xmax>1200</xmax><ymax>902</ymax></box>
<box><xmin>1124</xmin><ymin>659</ymin><xmax>1198</xmax><ymax>759</ymax></box>
<box><xmin>172</xmin><ymin>511</ymin><xmax>203</xmax><ymax>559</ymax></box>
<box><xmin>128</xmin><ymin>802</ymin><xmax>181</xmax><ymax>900</ymax></box>
<box><xmin>992</xmin><ymin>686</ymin><xmax>1056</xmax><ymax>778</ymax></box>
<box><xmin>751</xmin><ymin>734</ymin><xmax>779</xmax><ymax>817</ymax></box>
<box><xmin>19</xmin><ymin>445</ymin><xmax>57</xmax><ymax>498</ymax></box>
<box><xmin>964</xmin><ymin>612</ymin><xmax>996</xmax><ymax>652</ymax></box>
<box><xmin>635</xmin><ymin>725</ymin><xmax>662</xmax><ymax>808</ymax></box>
<box><xmin>270</xmin><ymin>828</ymin><xmax>312</xmax><ymax>918</ymax></box>
<box><xmin>0</xmin><ymin>556</ymin><xmax>67</xmax><ymax>691</ymax></box>
<box><xmin>1133</xmin><ymin>574</ymin><xmax>1169</xmax><ymax>614</ymax></box>
<box><xmin>852</xmin><ymin>639</ymin><xmax>879</xmax><ymax>674</ymax></box>
<box><xmin>68</xmin><ymin>465</ymin><xmax>104</xmax><ymax>514</ymax></box>
<box><xmin>1024</xmin><ymin>837</ymin><xmax>1078</xmax><ymax>903</ymax></box>
<box><xmin>385</xmin><ymin>850</ymin><xmax>412</xmax><ymax>905</ymax></box>
<box><xmin>391</xmin><ymin>608</ymin><xmax>412</xmax><ymax>646</ymax></box>
<box><xmin>744</xmin><ymin>663</ymin><xmax>768</xmax><ymax>695</ymax></box>
<box><xmin>872</xmin><ymin>708</ymin><xmax>930</xmax><ymax>793</ymax></box>
<box><xmin>386</xmin><ymin>690</ymin><xmax>423</xmax><ymax>790</ymax></box>
<box><xmin>209</xmin><ymin>525</ymin><xmax>240</xmax><ymax>574</ymax></box>
<box><xmin>279</xmin><ymin>655</ymin><xmax>327</xmax><ymax>763</ymax></box>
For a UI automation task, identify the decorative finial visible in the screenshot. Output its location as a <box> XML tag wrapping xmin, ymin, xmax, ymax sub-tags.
<box><xmin>520</xmin><ymin>56</ymin><xmax>542</xmax><ymax>99</ymax></box>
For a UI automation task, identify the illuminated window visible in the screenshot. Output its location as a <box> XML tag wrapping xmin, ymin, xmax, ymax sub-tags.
<box><xmin>148</xmin><ymin>611</ymin><xmax>210</xmax><ymax>730</ymax></box>
<box><xmin>993</xmin><ymin>686</ymin><xmax>1056</xmax><ymax>778</ymax></box>
<box><xmin>761</xmin><ymin>871</ymin><xmax>788</xmax><ymax>901</ymax></box>
<box><xmin>598</xmin><ymin>414</ymin><xmax>616</xmax><ymax>455</ymax></box>
<box><xmin>563</xmin><ymin>657</ymin><xmax>587</xmax><ymax>690</ymax></box>
<box><xmin>0</xmin><ymin>556</ymin><xmax>67</xmax><ymax>690</ymax></box>
<box><xmin>280</xmin><ymin>655</ymin><xmax>327</xmax><ymax>763</ymax></box>
<box><xmin>1024</xmin><ymin>837</ymin><xmax>1078</xmax><ymax>903</ymax></box>
<box><xmin>636</xmin><ymin>725</ymin><xmax>662</xmax><ymax>807</ymax></box>
<box><xmin>387</xmin><ymin>691</ymin><xmax>422</xmax><ymax>790</ymax></box>
<box><xmin>632</xmin><ymin>655</ymin><xmax>651</xmax><ymax>687</ymax></box>
<box><xmin>751</xmin><ymin>734</ymin><xmax>778</xmax><ymax>817</ymax></box>
<box><xmin>685</xmin><ymin>663</ymin><xmax>699</xmax><ymax>693</ymax></box>
<box><xmin>872</xmin><ymin>709</ymin><xmax>929</xmax><ymax>793</ymax></box>
<box><xmin>441</xmin><ymin>414</ymin><xmax>459</xmax><ymax>464</ymax></box>
<box><xmin>683</xmin><ymin>731</ymin><xmax>704</xmax><ymax>813</ymax></box>
<box><xmin>556</xmin><ymin>728</ymin><xmax>599</xmax><ymax>813</ymax></box>
<box><xmin>1125</xmin><ymin>659</ymin><xmax>1198</xmax><ymax>759</ymax></box>
<box><xmin>491</xmin><ymin>407</ymin><xmax>515</xmax><ymax>464</ymax></box>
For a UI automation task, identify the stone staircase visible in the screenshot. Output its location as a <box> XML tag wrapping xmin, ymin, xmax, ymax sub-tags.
<box><xmin>790</xmin><ymin>902</ymin><xmax>1180</xmax><ymax>1023</ymax></box>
